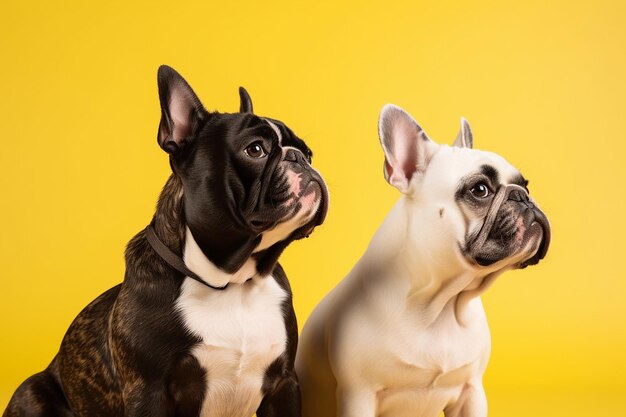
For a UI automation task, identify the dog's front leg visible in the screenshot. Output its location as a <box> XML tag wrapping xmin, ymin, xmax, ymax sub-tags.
<box><xmin>337</xmin><ymin>388</ymin><xmax>376</xmax><ymax>417</ymax></box>
<box><xmin>443</xmin><ymin>381</ymin><xmax>487</xmax><ymax>417</ymax></box>
<box><xmin>256</xmin><ymin>373</ymin><xmax>301</xmax><ymax>417</ymax></box>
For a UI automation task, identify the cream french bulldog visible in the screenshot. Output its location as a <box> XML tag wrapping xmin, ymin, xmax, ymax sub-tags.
<box><xmin>295</xmin><ymin>105</ymin><xmax>551</xmax><ymax>417</ymax></box>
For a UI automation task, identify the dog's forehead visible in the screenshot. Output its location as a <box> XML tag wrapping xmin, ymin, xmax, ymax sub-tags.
<box><xmin>225</xmin><ymin>113</ymin><xmax>276</xmax><ymax>137</ymax></box>
<box><xmin>431</xmin><ymin>145</ymin><xmax>523</xmax><ymax>185</ymax></box>
<box><xmin>262</xmin><ymin>117</ymin><xmax>313</xmax><ymax>160</ymax></box>
<box><xmin>263</xmin><ymin>117</ymin><xmax>308</xmax><ymax>148</ymax></box>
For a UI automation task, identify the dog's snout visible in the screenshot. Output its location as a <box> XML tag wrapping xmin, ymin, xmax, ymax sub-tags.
<box><xmin>284</xmin><ymin>149</ymin><xmax>298</xmax><ymax>163</ymax></box>
<box><xmin>284</xmin><ymin>148</ymin><xmax>308</xmax><ymax>166</ymax></box>
<box><xmin>507</xmin><ymin>188</ymin><xmax>528</xmax><ymax>203</ymax></box>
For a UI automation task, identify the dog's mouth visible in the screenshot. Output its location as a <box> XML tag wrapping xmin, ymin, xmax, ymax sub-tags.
<box><xmin>246</xmin><ymin>168</ymin><xmax>329</xmax><ymax>244</ymax></box>
<box><xmin>278</xmin><ymin>178</ymin><xmax>328</xmax><ymax>240</ymax></box>
<box><xmin>465</xmin><ymin>185</ymin><xmax>550</xmax><ymax>269</ymax></box>
<box><xmin>274</xmin><ymin>162</ymin><xmax>328</xmax><ymax>229</ymax></box>
<box><xmin>309</xmin><ymin>179</ymin><xmax>329</xmax><ymax>227</ymax></box>
<box><xmin>518</xmin><ymin>207</ymin><xmax>551</xmax><ymax>268</ymax></box>
<box><xmin>296</xmin><ymin>179</ymin><xmax>329</xmax><ymax>237</ymax></box>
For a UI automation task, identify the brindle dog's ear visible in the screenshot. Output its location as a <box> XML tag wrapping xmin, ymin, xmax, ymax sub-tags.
<box><xmin>453</xmin><ymin>117</ymin><xmax>473</xmax><ymax>149</ymax></box>
<box><xmin>156</xmin><ymin>65</ymin><xmax>206</xmax><ymax>154</ymax></box>
<box><xmin>238</xmin><ymin>87</ymin><xmax>254</xmax><ymax>113</ymax></box>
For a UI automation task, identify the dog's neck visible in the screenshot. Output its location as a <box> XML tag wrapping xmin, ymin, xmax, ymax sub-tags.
<box><xmin>143</xmin><ymin>174</ymin><xmax>259</xmax><ymax>287</ymax></box>
<box><xmin>184</xmin><ymin>227</ymin><xmax>257</xmax><ymax>287</ymax></box>
<box><xmin>150</xmin><ymin>174</ymin><xmax>187</xmax><ymax>254</ymax></box>
<box><xmin>364</xmin><ymin>196</ymin><xmax>503</xmax><ymax>326</ymax></box>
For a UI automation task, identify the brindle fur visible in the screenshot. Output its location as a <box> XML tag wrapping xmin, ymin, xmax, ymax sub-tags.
<box><xmin>4</xmin><ymin>174</ymin><xmax>300</xmax><ymax>417</ymax></box>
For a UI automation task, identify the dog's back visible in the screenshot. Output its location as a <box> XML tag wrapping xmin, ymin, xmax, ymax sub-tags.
<box><xmin>297</xmin><ymin>291</ymin><xmax>339</xmax><ymax>417</ymax></box>
<box><xmin>4</xmin><ymin>285</ymin><xmax>123</xmax><ymax>417</ymax></box>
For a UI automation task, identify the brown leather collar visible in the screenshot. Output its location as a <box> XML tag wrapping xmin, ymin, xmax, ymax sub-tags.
<box><xmin>144</xmin><ymin>225</ymin><xmax>229</xmax><ymax>291</ymax></box>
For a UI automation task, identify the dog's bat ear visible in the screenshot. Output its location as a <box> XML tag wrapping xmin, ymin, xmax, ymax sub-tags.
<box><xmin>453</xmin><ymin>117</ymin><xmax>473</xmax><ymax>149</ymax></box>
<box><xmin>156</xmin><ymin>65</ymin><xmax>206</xmax><ymax>154</ymax></box>
<box><xmin>238</xmin><ymin>87</ymin><xmax>254</xmax><ymax>113</ymax></box>
<box><xmin>378</xmin><ymin>104</ymin><xmax>436</xmax><ymax>193</ymax></box>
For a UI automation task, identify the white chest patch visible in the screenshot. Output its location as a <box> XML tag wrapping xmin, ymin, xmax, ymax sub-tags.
<box><xmin>176</xmin><ymin>276</ymin><xmax>288</xmax><ymax>417</ymax></box>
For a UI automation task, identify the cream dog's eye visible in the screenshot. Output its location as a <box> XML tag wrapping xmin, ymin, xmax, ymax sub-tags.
<box><xmin>470</xmin><ymin>183</ymin><xmax>491</xmax><ymax>198</ymax></box>
<box><xmin>244</xmin><ymin>142</ymin><xmax>267</xmax><ymax>158</ymax></box>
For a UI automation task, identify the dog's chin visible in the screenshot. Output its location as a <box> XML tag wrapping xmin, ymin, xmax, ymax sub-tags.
<box><xmin>515</xmin><ymin>206</ymin><xmax>551</xmax><ymax>268</ymax></box>
<box><xmin>517</xmin><ymin>222</ymin><xmax>549</xmax><ymax>268</ymax></box>
<box><xmin>302</xmin><ymin>181</ymin><xmax>328</xmax><ymax>224</ymax></box>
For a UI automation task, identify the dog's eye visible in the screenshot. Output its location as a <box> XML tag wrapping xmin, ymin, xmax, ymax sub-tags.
<box><xmin>244</xmin><ymin>142</ymin><xmax>267</xmax><ymax>158</ymax></box>
<box><xmin>470</xmin><ymin>183</ymin><xmax>491</xmax><ymax>198</ymax></box>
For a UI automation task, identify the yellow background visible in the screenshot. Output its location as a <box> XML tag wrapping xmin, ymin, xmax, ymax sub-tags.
<box><xmin>1</xmin><ymin>0</ymin><xmax>625</xmax><ymax>415</ymax></box>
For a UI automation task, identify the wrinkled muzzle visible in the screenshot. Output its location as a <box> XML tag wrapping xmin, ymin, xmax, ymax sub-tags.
<box><xmin>278</xmin><ymin>148</ymin><xmax>329</xmax><ymax>231</ymax></box>
<box><xmin>467</xmin><ymin>184</ymin><xmax>551</xmax><ymax>268</ymax></box>
<box><xmin>248</xmin><ymin>147</ymin><xmax>329</xmax><ymax>242</ymax></box>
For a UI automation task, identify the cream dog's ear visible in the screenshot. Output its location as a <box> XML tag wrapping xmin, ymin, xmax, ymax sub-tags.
<box><xmin>453</xmin><ymin>117</ymin><xmax>473</xmax><ymax>149</ymax></box>
<box><xmin>378</xmin><ymin>104</ymin><xmax>437</xmax><ymax>193</ymax></box>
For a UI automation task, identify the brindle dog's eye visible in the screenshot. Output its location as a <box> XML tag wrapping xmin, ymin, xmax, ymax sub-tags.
<box><xmin>470</xmin><ymin>183</ymin><xmax>491</xmax><ymax>198</ymax></box>
<box><xmin>244</xmin><ymin>142</ymin><xmax>267</xmax><ymax>158</ymax></box>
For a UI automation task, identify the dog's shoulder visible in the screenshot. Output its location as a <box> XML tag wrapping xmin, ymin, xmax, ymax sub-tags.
<box><xmin>63</xmin><ymin>284</ymin><xmax>121</xmax><ymax>334</ymax></box>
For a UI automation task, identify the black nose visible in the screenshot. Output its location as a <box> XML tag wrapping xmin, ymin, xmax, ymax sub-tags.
<box><xmin>284</xmin><ymin>148</ymin><xmax>308</xmax><ymax>166</ymax></box>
